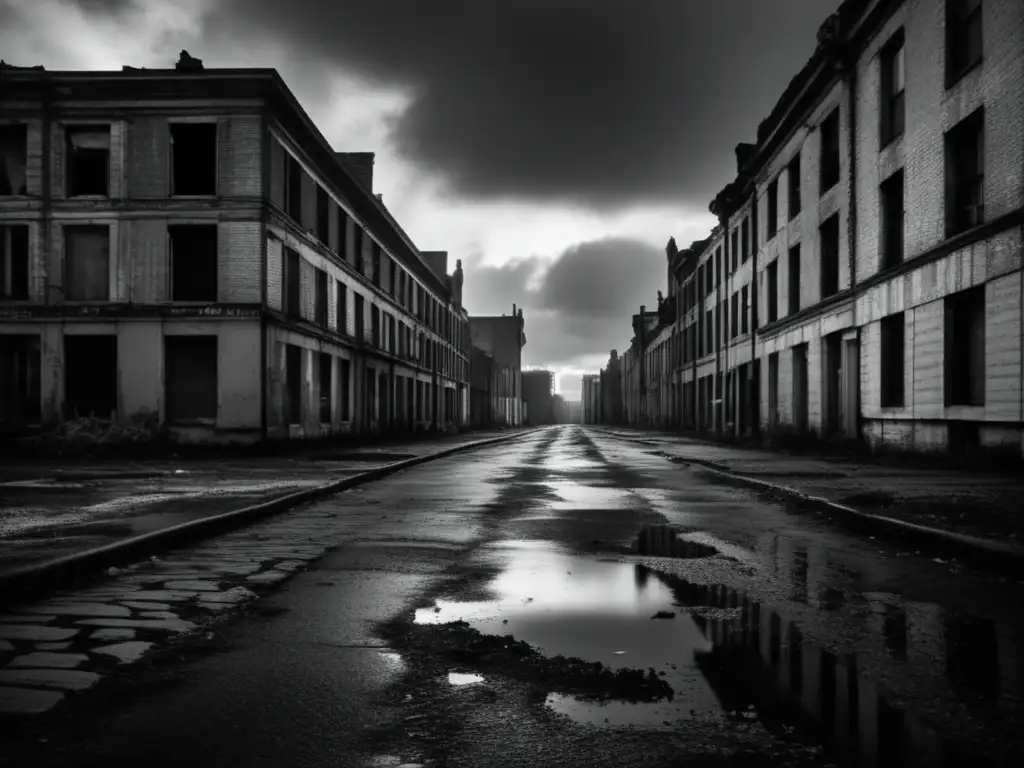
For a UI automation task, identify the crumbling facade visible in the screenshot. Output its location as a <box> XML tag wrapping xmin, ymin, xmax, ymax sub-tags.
<box><xmin>604</xmin><ymin>0</ymin><xmax>1024</xmax><ymax>459</ymax></box>
<box><xmin>0</xmin><ymin>57</ymin><xmax>470</xmax><ymax>443</ymax></box>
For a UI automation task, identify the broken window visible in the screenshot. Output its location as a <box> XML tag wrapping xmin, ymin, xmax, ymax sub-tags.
<box><xmin>820</xmin><ymin>108</ymin><xmax>841</xmax><ymax>194</ymax></box>
<box><xmin>286</xmin><ymin>155</ymin><xmax>303</xmax><ymax>221</ymax></box>
<box><xmin>338</xmin><ymin>357</ymin><xmax>351</xmax><ymax>421</ymax></box>
<box><xmin>170</xmin><ymin>225</ymin><xmax>217</xmax><ymax>301</ymax></box>
<box><xmin>945</xmin><ymin>109</ymin><xmax>984</xmax><ymax>236</ymax></box>
<box><xmin>170</xmin><ymin>123</ymin><xmax>217</xmax><ymax>195</ymax></box>
<box><xmin>0</xmin><ymin>124</ymin><xmax>28</xmax><ymax>196</ymax></box>
<box><xmin>767</xmin><ymin>260</ymin><xmax>778</xmax><ymax>323</ymax></box>
<box><xmin>881</xmin><ymin>30</ymin><xmax>906</xmax><ymax>146</ymax></box>
<box><xmin>64</xmin><ymin>334</ymin><xmax>117</xmax><ymax>420</ymax></box>
<box><xmin>286</xmin><ymin>344</ymin><xmax>302</xmax><ymax>424</ymax></box>
<box><xmin>66</xmin><ymin>125</ymin><xmax>110</xmax><ymax>196</ymax></box>
<box><xmin>1</xmin><ymin>224</ymin><xmax>30</xmax><ymax>300</ymax></box>
<box><xmin>0</xmin><ymin>334</ymin><xmax>41</xmax><ymax>423</ymax></box>
<box><xmin>945</xmin><ymin>286</ymin><xmax>985</xmax><ymax>406</ymax></box>
<box><xmin>165</xmin><ymin>336</ymin><xmax>218</xmax><ymax>421</ymax></box>
<box><xmin>788</xmin><ymin>244</ymin><xmax>801</xmax><ymax>315</ymax></box>
<box><xmin>64</xmin><ymin>225</ymin><xmax>110</xmax><ymax>301</ymax></box>
<box><xmin>283</xmin><ymin>247</ymin><xmax>300</xmax><ymax>318</ymax></box>
<box><xmin>880</xmin><ymin>170</ymin><xmax>905</xmax><ymax>269</ymax></box>
<box><xmin>319</xmin><ymin>352</ymin><xmax>332</xmax><ymax>423</ymax></box>
<box><xmin>315</xmin><ymin>268</ymin><xmax>328</xmax><ymax>327</ymax></box>
<box><xmin>766</xmin><ymin>178</ymin><xmax>779</xmax><ymax>238</ymax></box>
<box><xmin>316</xmin><ymin>184</ymin><xmax>330</xmax><ymax>243</ymax></box>
<box><xmin>788</xmin><ymin>153</ymin><xmax>801</xmax><ymax>220</ymax></box>
<box><xmin>819</xmin><ymin>214</ymin><xmax>840</xmax><ymax>299</ymax></box>
<box><xmin>880</xmin><ymin>313</ymin><xmax>905</xmax><ymax>407</ymax></box>
<box><xmin>946</xmin><ymin>0</ymin><xmax>983</xmax><ymax>86</ymax></box>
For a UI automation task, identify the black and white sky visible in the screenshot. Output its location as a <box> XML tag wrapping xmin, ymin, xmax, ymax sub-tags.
<box><xmin>1</xmin><ymin>0</ymin><xmax>840</xmax><ymax>399</ymax></box>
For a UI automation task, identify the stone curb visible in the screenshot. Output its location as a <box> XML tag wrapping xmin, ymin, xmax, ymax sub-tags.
<box><xmin>590</xmin><ymin>427</ymin><xmax>1024</xmax><ymax>576</ymax></box>
<box><xmin>0</xmin><ymin>428</ymin><xmax>546</xmax><ymax>608</ymax></box>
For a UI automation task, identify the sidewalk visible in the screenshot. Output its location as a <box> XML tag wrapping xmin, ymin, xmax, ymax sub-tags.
<box><xmin>593</xmin><ymin>427</ymin><xmax>1024</xmax><ymax>546</ymax></box>
<box><xmin>0</xmin><ymin>428</ymin><xmax>534</xmax><ymax>578</ymax></box>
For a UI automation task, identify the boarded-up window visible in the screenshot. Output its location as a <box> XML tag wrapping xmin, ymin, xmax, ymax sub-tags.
<box><xmin>286</xmin><ymin>344</ymin><xmax>302</xmax><ymax>424</ymax></box>
<box><xmin>165</xmin><ymin>336</ymin><xmax>218</xmax><ymax>420</ymax></box>
<box><xmin>170</xmin><ymin>225</ymin><xmax>217</xmax><ymax>301</ymax></box>
<box><xmin>64</xmin><ymin>335</ymin><xmax>117</xmax><ymax>419</ymax></box>
<box><xmin>66</xmin><ymin>126</ymin><xmax>110</xmax><ymax>196</ymax></box>
<box><xmin>64</xmin><ymin>225</ymin><xmax>109</xmax><ymax>301</ymax></box>
<box><xmin>880</xmin><ymin>313</ymin><xmax>905</xmax><ymax>407</ymax></box>
<box><xmin>319</xmin><ymin>352</ymin><xmax>332</xmax><ymax>424</ymax></box>
<box><xmin>0</xmin><ymin>124</ymin><xmax>28</xmax><ymax>196</ymax></box>
<box><xmin>1</xmin><ymin>224</ymin><xmax>29</xmax><ymax>300</ymax></box>
<box><xmin>170</xmin><ymin>123</ymin><xmax>217</xmax><ymax>195</ymax></box>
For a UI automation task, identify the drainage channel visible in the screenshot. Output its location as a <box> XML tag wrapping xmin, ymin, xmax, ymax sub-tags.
<box><xmin>409</xmin><ymin>526</ymin><xmax>1014</xmax><ymax>767</ymax></box>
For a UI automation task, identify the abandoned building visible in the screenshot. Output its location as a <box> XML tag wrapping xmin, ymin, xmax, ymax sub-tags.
<box><xmin>606</xmin><ymin>0</ymin><xmax>1024</xmax><ymax>459</ymax></box>
<box><xmin>469</xmin><ymin>306</ymin><xmax>526</xmax><ymax>427</ymax></box>
<box><xmin>0</xmin><ymin>57</ymin><xmax>471</xmax><ymax>443</ymax></box>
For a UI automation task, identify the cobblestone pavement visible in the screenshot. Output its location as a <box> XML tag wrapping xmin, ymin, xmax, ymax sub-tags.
<box><xmin>0</xmin><ymin>428</ymin><xmax>530</xmax><ymax>575</ymax></box>
<box><xmin>592</xmin><ymin>427</ymin><xmax>1024</xmax><ymax>542</ymax></box>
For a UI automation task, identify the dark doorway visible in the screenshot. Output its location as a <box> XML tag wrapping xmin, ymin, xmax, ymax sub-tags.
<box><xmin>64</xmin><ymin>335</ymin><xmax>117</xmax><ymax>420</ymax></box>
<box><xmin>0</xmin><ymin>334</ymin><xmax>41</xmax><ymax>423</ymax></box>
<box><xmin>824</xmin><ymin>333</ymin><xmax>842</xmax><ymax>435</ymax></box>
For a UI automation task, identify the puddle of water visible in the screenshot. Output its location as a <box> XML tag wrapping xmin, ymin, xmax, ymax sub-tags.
<box><xmin>448</xmin><ymin>672</ymin><xmax>484</xmax><ymax>686</ymax></box>
<box><xmin>542</xmin><ymin>481</ymin><xmax>633</xmax><ymax>509</ymax></box>
<box><xmin>415</xmin><ymin>540</ymin><xmax>724</xmax><ymax>725</ymax></box>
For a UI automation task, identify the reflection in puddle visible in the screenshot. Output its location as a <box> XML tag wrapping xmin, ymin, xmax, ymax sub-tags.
<box><xmin>448</xmin><ymin>672</ymin><xmax>484</xmax><ymax>686</ymax></box>
<box><xmin>635</xmin><ymin>526</ymin><xmax>719</xmax><ymax>559</ymax></box>
<box><xmin>542</xmin><ymin>481</ymin><xmax>633</xmax><ymax>509</ymax></box>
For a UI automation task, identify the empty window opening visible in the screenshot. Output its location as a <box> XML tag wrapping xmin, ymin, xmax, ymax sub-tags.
<box><xmin>881</xmin><ymin>31</ymin><xmax>906</xmax><ymax>146</ymax></box>
<box><xmin>767</xmin><ymin>179</ymin><xmax>779</xmax><ymax>238</ymax></box>
<box><xmin>820</xmin><ymin>214</ymin><xmax>841</xmax><ymax>299</ymax></box>
<box><xmin>286</xmin><ymin>155</ymin><xmax>303</xmax><ymax>221</ymax></box>
<box><xmin>0</xmin><ymin>124</ymin><xmax>28</xmax><ymax>196</ymax></box>
<box><xmin>336</xmin><ymin>208</ymin><xmax>349</xmax><ymax>261</ymax></box>
<box><xmin>354</xmin><ymin>293</ymin><xmax>365</xmax><ymax>340</ymax></box>
<box><xmin>64</xmin><ymin>335</ymin><xmax>117</xmax><ymax>420</ymax></box>
<box><xmin>319</xmin><ymin>352</ymin><xmax>332</xmax><ymax>424</ymax></box>
<box><xmin>820</xmin><ymin>108</ymin><xmax>841</xmax><ymax>193</ymax></box>
<box><xmin>316</xmin><ymin>185</ymin><xmax>330</xmax><ymax>243</ymax></box>
<box><xmin>788</xmin><ymin>153</ymin><xmax>801</xmax><ymax>220</ymax></box>
<box><xmin>354</xmin><ymin>226</ymin><xmax>365</xmax><ymax>272</ymax></box>
<box><xmin>64</xmin><ymin>225</ymin><xmax>110</xmax><ymax>301</ymax></box>
<box><xmin>372</xmin><ymin>306</ymin><xmax>381</xmax><ymax>347</ymax></box>
<box><xmin>730</xmin><ymin>229</ymin><xmax>739</xmax><ymax>272</ymax></box>
<box><xmin>880</xmin><ymin>170</ymin><xmax>905</xmax><ymax>269</ymax></box>
<box><xmin>170</xmin><ymin>225</ymin><xmax>217</xmax><ymax>301</ymax></box>
<box><xmin>170</xmin><ymin>123</ymin><xmax>217</xmax><ymax>195</ymax></box>
<box><xmin>1</xmin><ymin>224</ymin><xmax>30</xmax><ymax>300</ymax></box>
<box><xmin>730</xmin><ymin>293</ymin><xmax>739</xmax><ymax>339</ymax></box>
<box><xmin>741</xmin><ymin>286</ymin><xmax>749</xmax><ymax>334</ymax></box>
<box><xmin>165</xmin><ymin>336</ymin><xmax>218</xmax><ymax>421</ymax></box>
<box><xmin>66</xmin><ymin>126</ymin><xmax>110</xmax><ymax>196</ymax></box>
<box><xmin>286</xmin><ymin>344</ymin><xmax>302</xmax><ymax>425</ymax></box>
<box><xmin>0</xmin><ymin>334</ymin><xmax>41</xmax><ymax>423</ymax></box>
<box><xmin>283</xmin><ymin>247</ymin><xmax>300</xmax><ymax>318</ymax></box>
<box><xmin>880</xmin><ymin>313</ymin><xmax>906</xmax><ymax>407</ymax></box>
<box><xmin>372</xmin><ymin>242</ymin><xmax>381</xmax><ymax>286</ymax></box>
<box><xmin>315</xmin><ymin>268</ymin><xmax>328</xmax><ymax>327</ymax></box>
<box><xmin>741</xmin><ymin>217</ymin><xmax>750</xmax><ymax>262</ymax></box>
<box><xmin>945</xmin><ymin>109</ymin><xmax>984</xmax><ymax>237</ymax></box>
<box><xmin>767</xmin><ymin>260</ymin><xmax>778</xmax><ymax>323</ymax></box>
<box><xmin>944</xmin><ymin>286</ymin><xmax>985</xmax><ymax>406</ymax></box>
<box><xmin>946</xmin><ymin>0</ymin><xmax>983</xmax><ymax>85</ymax></box>
<box><xmin>788</xmin><ymin>244</ymin><xmax>801</xmax><ymax>315</ymax></box>
<box><xmin>336</xmin><ymin>282</ymin><xmax>347</xmax><ymax>334</ymax></box>
<box><xmin>338</xmin><ymin>357</ymin><xmax>351</xmax><ymax>421</ymax></box>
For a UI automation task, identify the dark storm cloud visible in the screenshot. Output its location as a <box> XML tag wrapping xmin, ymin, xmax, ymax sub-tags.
<box><xmin>462</xmin><ymin>237</ymin><xmax>665</xmax><ymax>368</ymax></box>
<box><xmin>130</xmin><ymin>0</ymin><xmax>839</xmax><ymax>210</ymax></box>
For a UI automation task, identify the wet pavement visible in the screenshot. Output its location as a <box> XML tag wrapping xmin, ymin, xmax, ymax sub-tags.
<box><xmin>1</xmin><ymin>425</ymin><xmax>1021</xmax><ymax>767</ymax></box>
<box><xmin>0</xmin><ymin>429</ymin><xmax>525</xmax><ymax>575</ymax></box>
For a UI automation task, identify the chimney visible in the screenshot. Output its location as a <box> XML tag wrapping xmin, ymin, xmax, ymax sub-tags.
<box><xmin>336</xmin><ymin>152</ymin><xmax>375</xmax><ymax>192</ymax></box>
<box><xmin>421</xmin><ymin>250</ymin><xmax>449</xmax><ymax>280</ymax></box>
<box><xmin>735</xmin><ymin>142</ymin><xmax>757</xmax><ymax>174</ymax></box>
<box><xmin>175</xmin><ymin>50</ymin><xmax>204</xmax><ymax>72</ymax></box>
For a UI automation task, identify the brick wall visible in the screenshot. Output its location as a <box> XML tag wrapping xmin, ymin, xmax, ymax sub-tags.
<box><xmin>217</xmin><ymin>116</ymin><xmax>262</xmax><ymax>198</ymax></box>
<box><xmin>218</xmin><ymin>221</ymin><xmax>262</xmax><ymax>302</ymax></box>
<box><xmin>126</xmin><ymin>117</ymin><xmax>169</xmax><ymax>199</ymax></box>
<box><xmin>266</xmin><ymin>236</ymin><xmax>283</xmax><ymax>310</ymax></box>
<box><xmin>130</xmin><ymin>219</ymin><xmax>168</xmax><ymax>302</ymax></box>
<box><xmin>986</xmin><ymin>271</ymin><xmax>1022</xmax><ymax>420</ymax></box>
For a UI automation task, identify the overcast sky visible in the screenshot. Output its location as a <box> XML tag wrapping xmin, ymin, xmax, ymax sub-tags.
<box><xmin>1</xmin><ymin>0</ymin><xmax>839</xmax><ymax>399</ymax></box>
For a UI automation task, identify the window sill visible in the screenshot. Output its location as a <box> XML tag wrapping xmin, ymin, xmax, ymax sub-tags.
<box><xmin>945</xmin><ymin>58</ymin><xmax>983</xmax><ymax>91</ymax></box>
<box><xmin>879</xmin><ymin>131</ymin><xmax>904</xmax><ymax>152</ymax></box>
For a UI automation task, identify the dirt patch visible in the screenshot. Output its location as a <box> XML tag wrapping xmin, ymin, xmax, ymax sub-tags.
<box><xmin>379</xmin><ymin>614</ymin><xmax>675</xmax><ymax>705</ymax></box>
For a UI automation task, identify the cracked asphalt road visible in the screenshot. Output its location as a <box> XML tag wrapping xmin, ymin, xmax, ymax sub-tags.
<box><xmin>1</xmin><ymin>426</ymin><xmax>1021</xmax><ymax>768</ymax></box>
